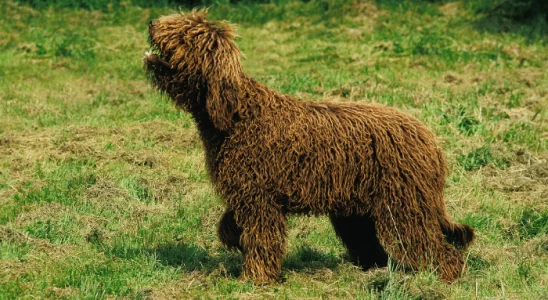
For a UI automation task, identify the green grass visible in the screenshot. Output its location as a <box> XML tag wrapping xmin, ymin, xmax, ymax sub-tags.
<box><xmin>1</xmin><ymin>0</ymin><xmax>548</xmax><ymax>298</ymax></box>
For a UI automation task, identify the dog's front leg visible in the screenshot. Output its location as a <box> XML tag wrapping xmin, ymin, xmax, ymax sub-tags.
<box><xmin>235</xmin><ymin>202</ymin><xmax>287</xmax><ymax>284</ymax></box>
<box><xmin>218</xmin><ymin>209</ymin><xmax>243</xmax><ymax>252</ymax></box>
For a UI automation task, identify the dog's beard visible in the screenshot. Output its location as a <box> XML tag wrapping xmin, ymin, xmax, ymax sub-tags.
<box><xmin>142</xmin><ymin>38</ymin><xmax>174</xmax><ymax>71</ymax></box>
<box><xmin>143</xmin><ymin>44</ymin><xmax>177</xmax><ymax>93</ymax></box>
<box><xmin>144</xmin><ymin>63</ymin><xmax>176</xmax><ymax>92</ymax></box>
<box><xmin>143</xmin><ymin>51</ymin><xmax>199</xmax><ymax>112</ymax></box>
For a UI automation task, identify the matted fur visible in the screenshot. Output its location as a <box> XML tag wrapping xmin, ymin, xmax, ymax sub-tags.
<box><xmin>143</xmin><ymin>10</ymin><xmax>474</xmax><ymax>283</ymax></box>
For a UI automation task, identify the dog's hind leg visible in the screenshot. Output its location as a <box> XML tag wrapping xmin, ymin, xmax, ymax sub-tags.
<box><xmin>373</xmin><ymin>199</ymin><xmax>465</xmax><ymax>282</ymax></box>
<box><xmin>235</xmin><ymin>201</ymin><xmax>287</xmax><ymax>283</ymax></box>
<box><xmin>218</xmin><ymin>209</ymin><xmax>243</xmax><ymax>252</ymax></box>
<box><xmin>330</xmin><ymin>214</ymin><xmax>388</xmax><ymax>269</ymax></box>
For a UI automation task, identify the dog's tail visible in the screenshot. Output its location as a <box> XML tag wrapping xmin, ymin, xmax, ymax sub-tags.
<box><xmin>440</xmin><ymin>217</ymin><xmax>475</xmax><ymax>250</ymax></box>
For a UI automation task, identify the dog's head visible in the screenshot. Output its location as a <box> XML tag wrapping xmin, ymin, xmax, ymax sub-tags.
<box><xmin>144</xmin><ymin>10</ymin><xmax>243</xmax><ymax>131</ymax></box>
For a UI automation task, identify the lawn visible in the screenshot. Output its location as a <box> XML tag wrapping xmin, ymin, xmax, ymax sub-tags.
<box><xmin>0</xmin><ymin>0</ymin><xmax>547</xmax><ymax>298</ymax></box>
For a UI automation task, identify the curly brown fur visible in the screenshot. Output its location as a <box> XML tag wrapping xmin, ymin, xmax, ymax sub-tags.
<box><xmin>143</xmin><ymin>9</ymin><xmax>475</xmax><ymax>283</ymax></box>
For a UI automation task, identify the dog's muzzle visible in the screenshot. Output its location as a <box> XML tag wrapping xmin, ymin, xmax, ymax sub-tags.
<box><xmin>143</xmin><ymin>20</ymin><xmax>173</xmax><ymax>69</ymax></box>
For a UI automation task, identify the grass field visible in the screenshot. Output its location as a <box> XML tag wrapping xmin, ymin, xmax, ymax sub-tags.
<box><xmin>1</xmin><ymin>0</ymin><xmax>547</xmax><ymax>298</ymax></box>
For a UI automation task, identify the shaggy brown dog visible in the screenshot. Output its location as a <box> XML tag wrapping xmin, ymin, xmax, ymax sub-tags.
<box><xmin>143</xmin><ymin>10</ymin><xmax>474</xmax><ymax>283</ymax></box>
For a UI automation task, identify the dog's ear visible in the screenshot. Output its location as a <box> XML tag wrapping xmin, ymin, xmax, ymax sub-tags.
<box><xmin>201</xmin><ymin>23</ymin><xmax>243</xmax><ymax>131</ymax></box>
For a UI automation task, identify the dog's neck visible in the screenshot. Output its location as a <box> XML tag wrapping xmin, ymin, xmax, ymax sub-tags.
<box><xmin>231</xmin><ymin>75</ymin><xmax>293</xmax><ymax>119</ymax></box>
<box><xmin>189</xmin><ymin>101</ymin><xmax>227</xmax><ymax>182</ymax></box>
<box><xmin>175</xmin><ymin>75</ymin><xmax>293</xmax><ymax>179</ymax></box>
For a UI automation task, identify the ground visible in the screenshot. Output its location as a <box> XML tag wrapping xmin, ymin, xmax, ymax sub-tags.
<box><xmin>0</xmin><ymin>0</ymin><xmax>547</xmax><ymax>298</ymax></box>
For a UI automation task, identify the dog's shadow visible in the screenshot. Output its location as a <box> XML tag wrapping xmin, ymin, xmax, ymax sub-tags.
<box><xmin>283</xmin><ymin>245</ymin><xmax>340</xmax><ymax>271</ymax></box>
<box><xmin>106</xmin><ymin>242</ymin><xmax>339</xmax><ymax>278</ymax></box>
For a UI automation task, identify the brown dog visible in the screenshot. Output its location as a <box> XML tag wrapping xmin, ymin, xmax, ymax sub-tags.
<box><xmin>143</xmin><ymin>10</ymin><xmax>474</xmax><ymax>283</ymax></box>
